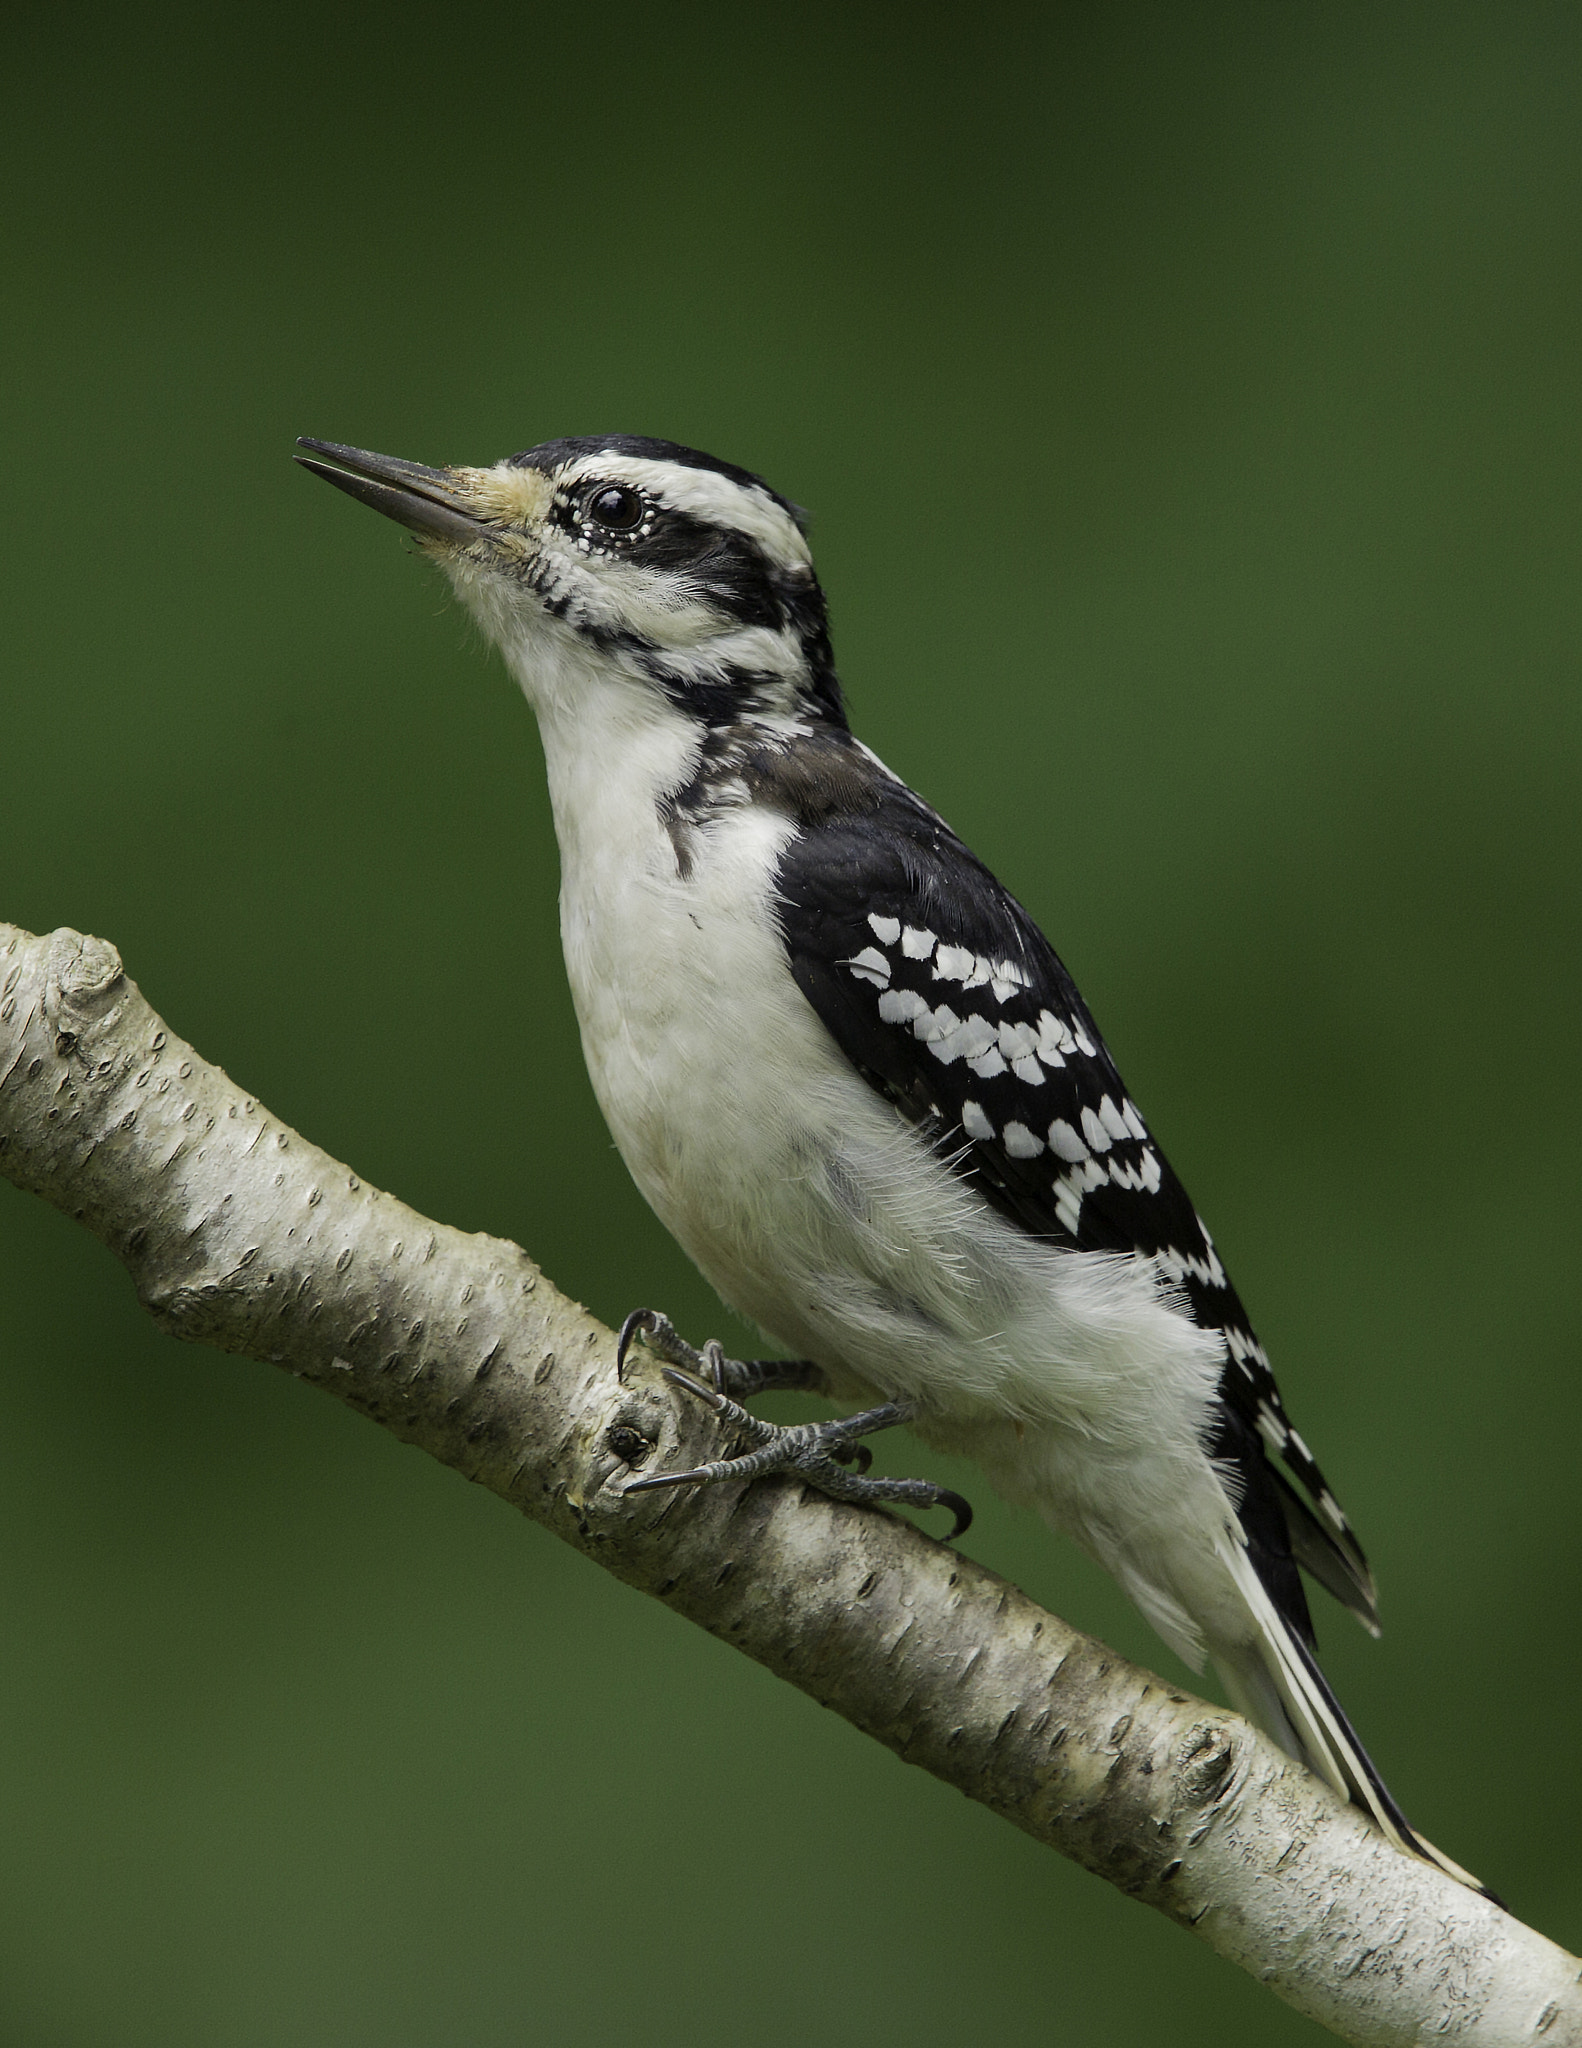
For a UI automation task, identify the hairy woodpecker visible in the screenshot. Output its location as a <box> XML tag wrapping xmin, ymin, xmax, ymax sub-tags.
<box><xmin>297</xmin><ymin>432</ymin><xmax>1481</xmax><ymax>1892</ymax></box>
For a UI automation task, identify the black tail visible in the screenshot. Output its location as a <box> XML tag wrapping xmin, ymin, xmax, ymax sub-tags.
<box><xmin>1214</xmin><ymin>1534</ymin><xmax>1492</xmax><ymax>1897</ymax></box>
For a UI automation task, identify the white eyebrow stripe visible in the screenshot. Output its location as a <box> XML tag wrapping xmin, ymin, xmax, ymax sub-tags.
<box><xmin>561</xmin><ymin>455</ymin><xmax>810</xmax><ymax>567</ymax></box>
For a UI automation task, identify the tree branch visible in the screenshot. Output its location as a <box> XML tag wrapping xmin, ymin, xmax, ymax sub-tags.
<box><xmin>0</xmin><ymin>920</ymin><xmax>1575</xmax><ymax>2047</ymax></box>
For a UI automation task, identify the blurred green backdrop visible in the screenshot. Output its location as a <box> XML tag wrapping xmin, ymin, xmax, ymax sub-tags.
<box><xmin>2</xmin><ymin>5</ymin><xmax>1579</xmax><ymax>2042</ymax></box>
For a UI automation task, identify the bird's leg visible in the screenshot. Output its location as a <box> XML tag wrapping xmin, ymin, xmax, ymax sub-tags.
<box><xmin>617</xmin><ymin>1308</ymin><xmax>824</xmax><ymax>1399</ymax></box>
<box><xmin>617</xmin><ymin>1312</ymin><xmax>972</xmax><ymax>1540</ymax></box>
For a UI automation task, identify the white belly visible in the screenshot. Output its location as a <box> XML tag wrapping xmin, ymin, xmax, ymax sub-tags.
<box><xmin>530</xmin><ymin>688</ymin><xmax>1245</xmax><ymax>1672</ymax></box>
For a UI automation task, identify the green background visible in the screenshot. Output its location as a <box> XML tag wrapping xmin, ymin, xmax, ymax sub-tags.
<box><xmin>2</xmin><ymin>6</ymin><xmax>1578</xmax><ymax>2042</ymax></box>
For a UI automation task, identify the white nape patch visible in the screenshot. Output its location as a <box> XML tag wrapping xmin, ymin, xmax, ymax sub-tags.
<box><xmin>1122</xmin><ymin>1099</ymin><xmax>1148</xmax><ymax>1140</ymax></box>
<box><xmin>846</xmin><ymin>946</ymin><xmax>892</xmax><ymax>987</ymax></box>
<box><xmin>1003</xmin><ymin>1120</ymin><xmax>1044</xmax><ymax>1159</ymax></box>
<box><xmin>877</xmin><ymin>987</ymin><xmax>929</xmax><ymax>1026</ymax></box>
<box><xmin>1048</xmin><ymin>1118</ymin><xmax>1088</xmax><ymax>1163</ymax></box>
<box><xmin>559</xmin><ymin>453</ymin><xmax>811</xmax><ymax>570</ymax></box>
<box><xmin>961</xmin><ymin>1100</ymin><xmax>995</xmax><ymax>1142</ymax></box>
<box><xmin>868</xmin><ymin>914</ymin><xmax>901</xmax><ymax>945</ymax></box>
<box><xmin>1080</xmin><ymin>1105</ymin><xmax>1113</xmax><ymax>1154</ymax></box>
<box><xmin>901</xmin><ymin>926</ymin><xmax>937</xmax><ymax>960</ymax></box>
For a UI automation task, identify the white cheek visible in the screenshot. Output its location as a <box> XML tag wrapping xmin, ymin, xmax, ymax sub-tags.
<box><xmin>579</xmin><ymin>557</ymin><xmax>725</xmax><ymax>645</ymax></box>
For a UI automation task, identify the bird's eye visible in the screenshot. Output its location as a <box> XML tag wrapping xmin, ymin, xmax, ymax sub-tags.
<box><xmin>586</xmin><ymin>484</ymin><xmax>645</xmax><ymax>532</ymax></box>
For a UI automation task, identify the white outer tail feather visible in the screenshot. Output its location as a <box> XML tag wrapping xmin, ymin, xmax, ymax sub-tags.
<box><xmin>1213</xmin><ymin>1535</ymin><xmax>1486</xmax><ymax>1894</ymax></box>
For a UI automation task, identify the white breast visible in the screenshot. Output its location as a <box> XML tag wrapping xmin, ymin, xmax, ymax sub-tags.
<box><xmin>519</xmin><ymin>665</ymin><xmax>1248</xmax><ymax>1670</ymax></box>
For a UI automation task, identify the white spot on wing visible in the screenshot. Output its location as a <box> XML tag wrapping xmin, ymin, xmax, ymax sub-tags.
<box><xmin>935</xmin><ymin>1013</ymin><xmax>996</xmax><ymax>1063</ymax></box>
<box><xmin>933</xmin><ymin>943</ymin><xmax>975</xmax><ymax>983</ymax></box>
<box><xmin>846</xmin><ymin>946</ymin><xmax>891</xmax><ymax>987</ymax></box>
<box><xmin>868</xmin><ymin>914</ymin><xmax>901</xmax><ymax>945</ymax></box>
<box><xmin>877</xmin><ymin>987</ymin><xmax>929</xmax><ymax>1025</ymax></box>
<box><xmin>1003</xmin><ymin>1121</ymin><xmax>1044</xmax><ymax>1158</ymax></box>
<box><xmin>902</xmin><ymin>926</ymin><xmax>936</xmax><ymax>960</ymax></box>
<box><xmin>961</xmin><ymin>1100</ymin><xmax>994</xmax><ymax>1142</ymax></box>
<box><xmin>1079</xmin><ymin>1105</ymin><xmax>1112</xmax><ymax>1154</ymax></box>
<box><xmin>1035</xmin><ymin>1011</ymin><xmax>1074</xmax><ymax>1065</ymax></box>
<box><xmin>917</xmin><ymin>1004</ymin><xmax>963</xmax><ymax>1059</ymax></box>
<box><xmin>1053</xmin><ymin>1165</ymin><xmax>1085</xmax><ymax>1234</ymax></box>
<box><xmin>1048</xmin><ymin>1119</ymin><xmax>1088</xmax><ymax>1162</ymax></box>
<box><xmin>1098</xmin><ymin>1096</ymin><xmax>1129</xmax><ymax>1142</ymax></box>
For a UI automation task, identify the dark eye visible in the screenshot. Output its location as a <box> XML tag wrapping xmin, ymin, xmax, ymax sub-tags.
<box><xmin>586</xmin><ymin>484</ymin><xmax>644</xmax><ymax>532</ymax></box>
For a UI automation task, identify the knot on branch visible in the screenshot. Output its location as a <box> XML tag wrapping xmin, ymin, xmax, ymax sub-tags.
<box><xmin>43</xmin><ymin>928</ymin><xmax>129</xmax><ymax>1057</ymax></box>
<box><xmin>142</xmin><ymin>1277</ymin><xmax>248</xmax><ymax>1347</ymax></box>
<box><xmin>1176</xmin><ymin>1721</ymin><xmax>1240</xmax><ymax>1809</ymax></box>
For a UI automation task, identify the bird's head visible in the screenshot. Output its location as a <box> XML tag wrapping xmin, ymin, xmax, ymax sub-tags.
<box><xmin>296</xmin><ymin>434</ymin><xmax>843</xmax><ymax>739</ymax></box>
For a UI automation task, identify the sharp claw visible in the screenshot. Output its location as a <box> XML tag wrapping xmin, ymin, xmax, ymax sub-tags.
<box><xmin>616</xmin><ymin>1308</ymin><xmax>657</xmax><ymax>1378</ymax></box>
<box><xmin>661</xmin><ymin>1365</ymin><xmax>727</xmax><ymax>1412</ymax></box>
<box><xmin>937</xmin><ymin>1490</ymin><xmax>974</xmax><ymax>1541</ymax></box>
<box><xmin>624</xmin><ymin>1466</ymin><xmax>710</xmax><ymax>1494</ymax></box>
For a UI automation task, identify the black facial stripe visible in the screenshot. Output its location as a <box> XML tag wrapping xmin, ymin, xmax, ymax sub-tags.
<box><xmin>545</xmin><ymin>486</ymin><xmax>786</xmax><ymax>626</ymax></box>
<box><xmin>637</xmin><ymin>661</ymin><xmax>786</xmax><ymax>730</ymax></box>
<box><xmin>539</xmin><ymin>482</ymin><xmax>846</xmax><ymax>726</ymax></box>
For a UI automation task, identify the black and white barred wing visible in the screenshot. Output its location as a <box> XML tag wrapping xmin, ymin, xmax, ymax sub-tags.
<box><xmin>772</xmin><ymin>788</ymin><xmax>1376</xmax><ymax>1629</ymax></box>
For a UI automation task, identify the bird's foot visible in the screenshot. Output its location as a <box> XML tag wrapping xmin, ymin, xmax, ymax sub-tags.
<box><xmin>621</xmin><ymin>1357</ymin><xmax>973</xmax><ymax>1541</ymax></box>
<box><xmin>617</xmin><ymin>1307</ymin><xmax>822</xmax><ymax>1398</ymax></box>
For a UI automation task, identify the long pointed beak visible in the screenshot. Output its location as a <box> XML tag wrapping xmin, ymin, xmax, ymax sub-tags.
<box><xmin>294</xmin><ymin>438</ymin><xmax>484</xmax><ymax>544</ymax></box>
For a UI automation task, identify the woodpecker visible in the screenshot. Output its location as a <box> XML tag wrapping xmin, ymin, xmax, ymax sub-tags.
<box><xmin>297</xmin><ymin>432</ymin><xmax>1481</xmax><ymax>1891</ymax></box>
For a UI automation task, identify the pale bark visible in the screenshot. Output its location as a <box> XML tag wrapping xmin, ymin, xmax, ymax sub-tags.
<box><xmin>0</xmin><ymin>919</ymin><xmax>1576</xmax><ymax>2047</ymax></box>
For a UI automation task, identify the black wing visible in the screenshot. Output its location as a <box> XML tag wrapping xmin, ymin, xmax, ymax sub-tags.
<box><xmin>771</xmin><ymin>767</ymin><xmax>1375</xmax><ymax>1640</ymax></box>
